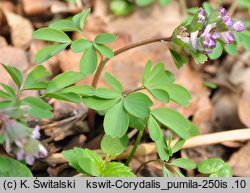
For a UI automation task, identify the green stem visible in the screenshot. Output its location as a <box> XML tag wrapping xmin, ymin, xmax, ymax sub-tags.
<box><xmin>91</xmin><ymin>36</ymin><xmax>172</xmax><ymax>88</ymax></box>
<box><xmin>123</xmin><ymin>86</ymin><xmax>144</xmax><ymax>96</ymax></box>
<box><xmin>125</xmin><ymin>127</ymin><xmax>145</xmax><ymax>165</ymax></box>
<box><xmin>135</xmin><ymin>159</ymin><xmax>162</xmax><ymax>175</ymax></box>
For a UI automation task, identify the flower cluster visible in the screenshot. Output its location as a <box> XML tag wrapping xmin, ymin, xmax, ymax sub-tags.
<box><xmin>177</xmin><ymin>7</ymin><xmax>245</xmax><ymax>54</ymax></box>
<box><xmin>1</xmin><ymin>116</ymin><xmax>47</xmax><ymax>165</ymax></box>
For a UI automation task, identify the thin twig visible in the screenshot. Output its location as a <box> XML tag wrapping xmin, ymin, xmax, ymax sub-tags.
<box><xmin>39</xmin><ymin>112</ymin><xmax>86</xmax><ymax>130</ymax></box>
<box><xmin>91</xmin><ymin>36</ymin><xmax>172</xmax><ymax>88</ymax></box>
<box><xmin>46</xmin><ymin>128</ymin><xmax>250</xmax><ymax>165</ymax></box>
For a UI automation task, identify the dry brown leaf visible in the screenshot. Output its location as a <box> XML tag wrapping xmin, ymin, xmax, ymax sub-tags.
<box><xmin>212</xmin><ymin>89</ymin><xmax>245</xmax><ymax>131</ymax></box>
<box><xmin>238</xmin><ymin>91</ymin><xmax>250</xmax><ymax>127</ymax></box>
<box><xmin>0</xmin><ymin>46</ymin><xmax>29</xmax><ymax>85</ymax></box>
<box><xmin>3</xmin><ymin>10</ymin><xmax>33</xmax><ymax>49</ymax></box>
<box><xmin>229</xmin><ymin>141</ymin><xmax>250</xmax><ymax>176</ymax></box>
<box><xmin>21</xmin><ymin>0</ymin><xmax>52</xmax><ymax>15</ymax></box>
<box><xmin>192</xmin><ymin>94</ymin><xmax>213</xmax><ymax>134</ymax></box>
<box><xmin>229</xmin><ymin>52</ymin><xmax>250</xmax><ymax>92</ymax></box>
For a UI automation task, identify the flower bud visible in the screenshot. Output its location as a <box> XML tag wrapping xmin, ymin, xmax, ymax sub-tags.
<box><xmin>222</xmin><ymin>15</ymin><xmax>234</xmax><ymax>29</ymax></box>
<box><xmin>220</xmin><ymin>31</ymin><xmax>235</xmax><ymax>44</ymax></box>
<box><xmin>219</xmin><ymin>8</ymin><xmax>227</xmax><ymax>18</ymax></box>
<box><xmin>203</xmin><ymin>34</ymin><xmax>217</xmax><ymax>49</ymax></box>
<box><xmin>233</xmin><ymin>20</ymin><xmax>245</xmax><ymax>32</ymax></box>
<box><xmin>32</xmin><ymin>125</ymin><xmax>40</xmax><ymax>139</ymax></box>
<box><xmin>198</xmin><ymin>9</ymin><xmax>206</xmax><ymax>23</ymax></box>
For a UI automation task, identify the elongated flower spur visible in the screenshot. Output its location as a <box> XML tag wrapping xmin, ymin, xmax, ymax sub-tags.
<box><xmin>175</xmin><ymin>7</ymin><xmax>245</xmax><ymax>55</ymax></box>
<box><xmin>1</xmin><ymin>115</ymin><xmax>47</xmax><ymax>165</ymax></box>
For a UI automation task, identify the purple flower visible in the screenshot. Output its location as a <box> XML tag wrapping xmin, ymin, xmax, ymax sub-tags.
<box><xmin>191</xmin><ymin>31</ymin><xmax>199</xmax><ymax>49</ymax></box>
<box><xmin>212</xmin><ymin>32</ymin><xmax>220</xmax><ymax>39</ymax></box>
<box><xmin>203</xmin><ymin>34</ymin><xmax>217</xmax><ymax>49</ymax></box>
<box><xmin>25</xmin><ymin>155</ymin><xmax>35</xmax><ymax>165</ymax></box>
<box><xmin>220</xmin><ymin>31</ymin><xmax>235</xmax><ymax>44</ymax></box>
<box><xmin>2</xmin><ymin>118</ymin><xmax>48</xmax><ymax>165</ymax></box>
<box><xmin>16</xmin><ymin>150</ymin><xmax>25</xmax><ymax>160</ymax></box>
<box><xmin>198</xmin><ymin>9</ymin><xmax>206</xmax><ymax>23</ymax></box>
<box><xmin>201</xmin><ymin>23</ymin><xmax>216</xmax><ymax>37</ymax></box>
<box><xmin>233</xmin><ymin>20</ymin><xmax>245</xmax><ymax>32</ymax></box>
<box><xmin>219</xmin><ymin>8</ymin><xmax>227</xmax><ymax>18</ymax></box>
<box><xmin>32</xmin><ymin>125</ymin><xmax>40</xmax><ymax>139</ymax></box>
<box><xmin>222</xmin><ymin>15</ymin><xmax>234</xmax><ymax>29</ymax></box>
